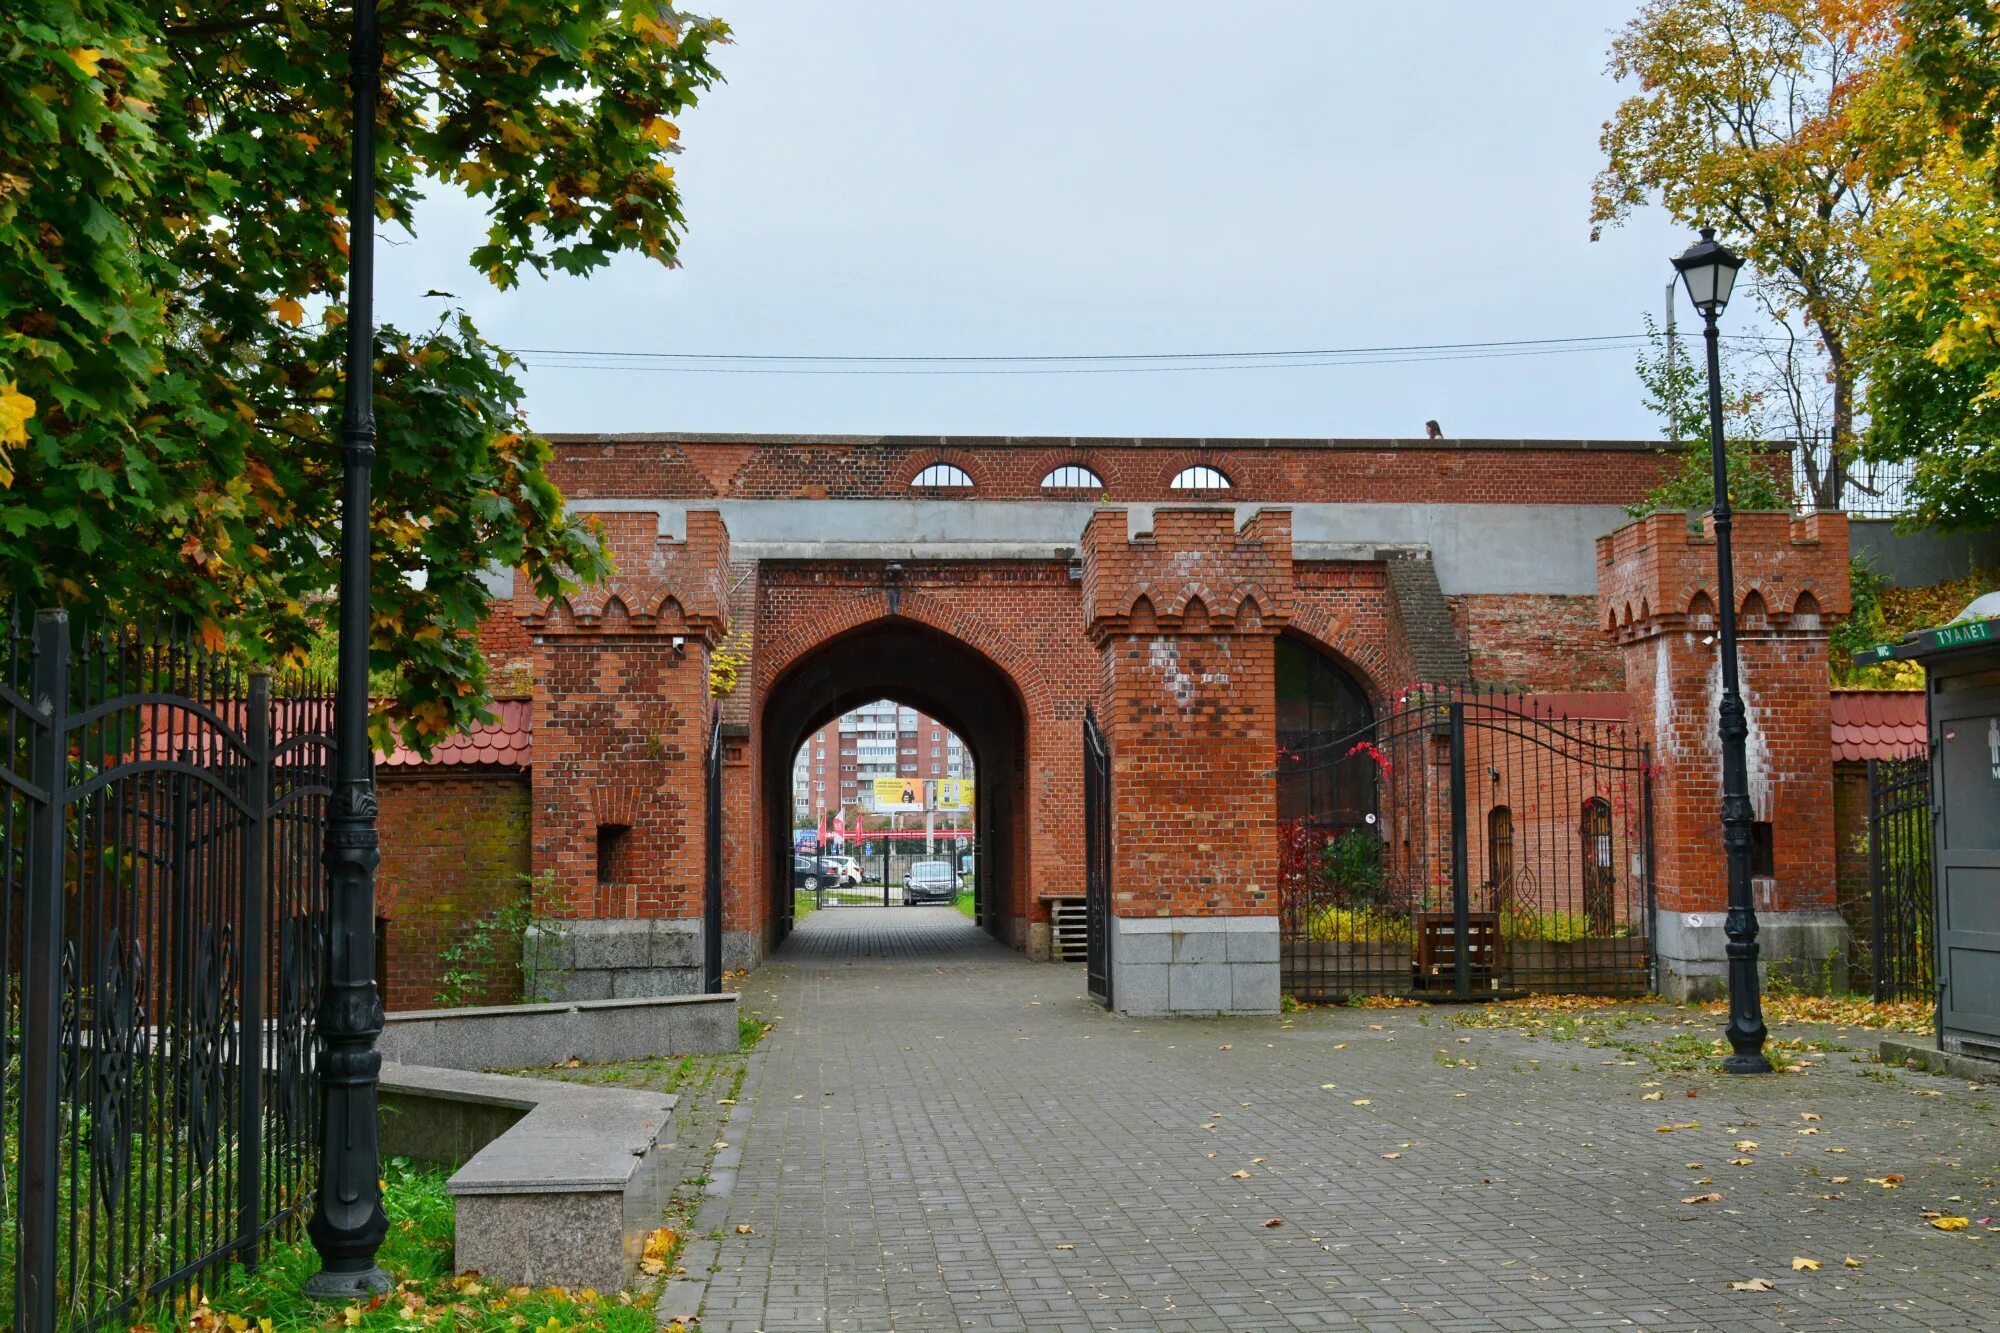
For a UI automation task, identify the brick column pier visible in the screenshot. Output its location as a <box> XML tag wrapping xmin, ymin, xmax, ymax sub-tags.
<box><xmin>518</xmin><ymin>509</ymin><xmax>731</xmax><ymax>998</ymax></box>
<box><xmin>1598</xmin><ymin>511</ymin><xmax>1851</xmax><ymax>998</ymax></box>
<box><xmin>1082</xmin><ymin>506</ymin><xmax>1293</xmax><ymax>1015</ymax></box>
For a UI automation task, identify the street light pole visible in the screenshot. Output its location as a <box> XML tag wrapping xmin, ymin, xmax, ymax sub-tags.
<box><xmin>307</xmin><ymin>0</ymin><xmax>393</xmax><ymax>1295</ymax></box>
<box><xmin>1673</xmin><ymin>227</ymin><xmax>1770</xmax><ymax>1076</ymax></box>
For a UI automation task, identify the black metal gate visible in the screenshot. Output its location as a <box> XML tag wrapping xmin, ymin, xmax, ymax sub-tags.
<box><xmin>3</xmin><ymin>609</ymin><xmax>331</xmax><ymax>1331</ymax></box>
<box><xmin>703</xmin><ymin>711</ymin><xmax>724</xmax><ymax>993</ymax></box>
<box><xmin>1279</xmin><ymin>687</ymin><xmax>1654</xmax><ymax>1002</ymax></box>
<box><xmin>1866</xmin><ymin>755</ymin><xmax>1934</xmax><ymax>1003</ymax></box>
<box><xmin>1083</xmin><ymin>707</ymin><xmax>1112</xmax><ymax>1006</ymax></box>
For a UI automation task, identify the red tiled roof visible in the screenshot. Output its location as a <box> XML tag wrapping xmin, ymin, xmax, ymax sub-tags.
<box><xmin>381</xmin><ymin>697</ymin><xmax>532</xmax><ymax>769</ymax></box>
<box><xmin>1829</xmin><ymin>690</ymin><xmax>1926</xmax><ymax>763</ymax></box>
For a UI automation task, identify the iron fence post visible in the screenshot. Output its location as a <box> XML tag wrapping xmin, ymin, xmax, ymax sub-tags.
<box><xmin>1867</xmin><ymin>760</ymin><xmax>1885</xmax><ymax>1001</ymax></box>
<box><xmin>1642</xmin><ymin>742</ymin><xmax>1659</xmax><ymax>997</ymax></box>
<box><xmin>239</xmin><ymin>672</ymin><xmax>271</xmax><ymax>1266</ymax></box>
<box><xmin>1448</xmin><ymin>700</ymin><xmax>1470</xmax><ymax>1001</ymax></box>
<box><xmin>17</xmin><ymin>610</ymin><xmax>68</xmax><ymax>1333</ymax></box>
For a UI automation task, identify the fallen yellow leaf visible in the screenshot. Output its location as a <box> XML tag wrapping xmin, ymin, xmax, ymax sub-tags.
<box><xmin>1726</xmin><ymin>1277</ymin><xmax>1775</xmax><ymax>1292</ymax></box>
<box><xmin>1932</xmin><ymin>1216</ymin><xmax>1970</xmax><ymax>1231</ymax></box>
<box><xmin>1791</xmin><ymin>1257</ymin><xmax>1821</xmax><ymax>1271</ymax></box>
<box><xmin>1681</xmin><ymin>1192</ymin><xmax>1722</xmax><ymax>1204</ymax></box>
<box><xmin>1230</xmin><ymin>1170</ymin><xmax>1252</xmax><ymax>1179</ymax></box>
<box><xmin>1843</xmin><ymin>1256</ymin><xmax>1863</xmax><ymax>1268</ymax></box>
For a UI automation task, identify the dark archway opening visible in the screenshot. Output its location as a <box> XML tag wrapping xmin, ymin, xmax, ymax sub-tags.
<box><xmin>760</xmin><ymin>619</ymin><xmax>1028</xmax><ymax>952</ymax></box>
<box><xmin>1274</xmin><ymin>633</ymin><xmax>1377</xmax><ymax>832</ymax></box>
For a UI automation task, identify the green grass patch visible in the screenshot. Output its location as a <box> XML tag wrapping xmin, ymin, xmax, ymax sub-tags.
<box><xmin>793</xmin><ymin>889</ymin><xmax>817</xmax><ymax>919</ymax></box>
<box><xmin>131</xmin><ymin>1162</ymin><xmax>653</xmax><ymax>1331</ymax></box>
<box><xmin>953</xmin><ymin>890</ymin><xmax>975</xmax><ymax>919</ymax></box>
<box><xmin>740</xmin><ymin>1013</ymin><xmax>772</xmax><ymax>1051</ymax></box>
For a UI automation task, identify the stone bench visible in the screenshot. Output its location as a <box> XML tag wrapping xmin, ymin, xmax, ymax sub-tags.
<box><xmin>377</xmin><ymin>991</ymin><xmax>739</xmax><ymax>1068</ymax></box>
<box><xmin>378</xmin><ymin>1064</ymin><xmax>676</xmax><ymax>1292</ymax></box>
<box><xmin>369</xmin><ymin>990</ymin><xmax>740</xmax><ymax>1289</ymax></box>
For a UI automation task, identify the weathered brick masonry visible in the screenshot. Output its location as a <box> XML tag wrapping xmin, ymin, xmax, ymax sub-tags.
<box><xmin>403</xmin><ymin>433</ymin><xmax>1864</xmax><ymax>1014</ymax></box>
<box><xmin>1598</xmin><ymin>511</ymin><xmax>1852</xmax><ymax>996</ymax></box>
<box><xmin>374</xmin><ymin>772</ymin><xmax>532</xmax><ymax>1010</ymax></box>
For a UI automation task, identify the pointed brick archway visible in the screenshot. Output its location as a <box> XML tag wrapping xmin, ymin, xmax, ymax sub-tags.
<box><xmin>756</xmin><ymin>617</ymin><xmax>1032</xmax><ymax>951</ymax></box>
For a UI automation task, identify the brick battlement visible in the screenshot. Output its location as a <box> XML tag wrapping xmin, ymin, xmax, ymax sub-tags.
<box><xmin>1596</xmin><ymin>510</ymin><xmax>1849</xmax><ymax>643</ymax></box>
<box><xmin>1081</xmin><ymin>506</ymin><xmax>1294</xmax><ymax>639</ymax></box>
<box><xmin>521</xmin><ymin>509</ymin><xmax>731</xmax><ymax>645</ymax></box>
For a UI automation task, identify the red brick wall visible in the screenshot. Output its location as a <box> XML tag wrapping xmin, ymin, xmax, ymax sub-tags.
<box><xmin>376</xmin><ymin>772</ymin><xmax>532</xmax><ymax>1010</ymax></box>
<box><xmin>1599</xmin><ymin>512</ymin><xmax>1852</xmax><ymax>916</ymax></box>
<box><xmin>748</xmin><ymin>562</ymin><xmax>1093</xmax><ymax>933</ymax></box>
<box><xmin>1453</xmin><ymin>594</ymin><xmax>1622</xmax><ymax>692</ymax></box>
<box><xmin>1085</xmin><ymin>507</ymin><xmax>1289</xmax><ymax>918</ymax></box>
<box><xmin>519</xmin><ymin>510</ymin><xmax>730</xmax><ymax>921</ymax></box>
<box><xmin>546</xmin><ymin>435</ymin><xmax>1679</xmax><ymax>507</ymax></box>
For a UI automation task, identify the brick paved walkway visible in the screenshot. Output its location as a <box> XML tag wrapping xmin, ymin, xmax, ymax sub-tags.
<box><xmin>701</xmin><ymin>918</ymin><xmax>1999</xmax><ymax>1331</ymax></box>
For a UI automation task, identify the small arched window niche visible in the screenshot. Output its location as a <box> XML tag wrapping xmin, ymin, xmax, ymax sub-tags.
<box><xmin>1040</xmin><ymin>464</ymin><xmax>1105</xmax><ymax>490</ymax></box>
<box><xmin>911</xmin><ymin>463</ymin><xmax>974</xmax><ymax>489</ymax></box>
<box><xmin>1169</xmin><ymin>464</ymin><xmax>1232</xmax><ymax>491</ymax></box>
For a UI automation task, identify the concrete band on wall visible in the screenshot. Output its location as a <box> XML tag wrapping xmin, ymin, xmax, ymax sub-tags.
<box><xmin>508</xmin><ymin>500</ymin><xmax>1634</xmax><ymax>596</ymax></box>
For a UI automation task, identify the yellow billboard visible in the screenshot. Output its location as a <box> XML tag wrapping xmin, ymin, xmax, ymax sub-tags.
<box><xmin>870</xmin><ymin>777</ymin><xmax>975</xmax><ymax>811</ymax></box>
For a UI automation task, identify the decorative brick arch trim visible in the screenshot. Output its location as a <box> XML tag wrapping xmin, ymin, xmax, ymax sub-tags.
<box><xmin>1023</xmin><ymin>447</ymin><xmax>1114</xmax><ymax>495</ymax></box>
<box><xmin>1153</xmin><ymin>448</ymin><xmax>1286</xmax><ymax>499</ymax></box>
<box><xmin>894</xmin><ymin>448</ymin><xmax>989</xmax><ymax>493</ymax></box>
<box><xmin>753</xmin><ymin>585</ymin><xmax>1055</xmax><ymax>721</ymax></box>
<box><xmin>1283</xmin><ymin>604</ymin><xmax>1397</xmax><ymax>711</ymax></box>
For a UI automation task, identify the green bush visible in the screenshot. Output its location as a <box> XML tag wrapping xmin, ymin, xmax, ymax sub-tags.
<box><xmin>1318</xmin><ymin>830</ymin><xmax>1386</xmax><ymax>906</ymax></box>
<box><xmin>1501</xmin><ymin>906</ymin><xmax>1592</xmax><ymax>943</ymax></box>
<box><xmin>1306</xmin><ymin>904</ymin><xmax>1412</xmax><ymax>944</ymax></box>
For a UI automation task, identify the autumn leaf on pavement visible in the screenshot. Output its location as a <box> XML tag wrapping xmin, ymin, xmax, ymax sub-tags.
<box><xmin>1931</xmin><ymin>1216</ymin><xmax>1970</xmax><ymax>1230</ymax></box>
<box><xmin>1262</xmin><ymin>1218</ymin><xmax>1284</xmax><ymax>1228</ymax></box>
<box><xmin>1726</xmin><ymin>1278</ymin><xmax>1776</xmax><ymax>1292</ymax></box>
<box><xmin>1681</xmin><ymin>1192</ymin><xmax>1722</xmax><ymax>1204</ymax></box>
<box><xmin>1791</xmin><ymin>1257</ymin><xmax>1821</xmax><ymax>1271</ymax></box>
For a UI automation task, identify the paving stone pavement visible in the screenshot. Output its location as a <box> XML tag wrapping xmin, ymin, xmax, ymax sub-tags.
<box><xmin>702</xmin><ymin>910</ymin><xmax>1999</xmax><ymax>1332</ymax></box>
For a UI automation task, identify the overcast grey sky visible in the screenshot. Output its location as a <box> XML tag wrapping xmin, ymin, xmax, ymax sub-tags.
<box><xmin>377</xmin><ymin>1</ymin><xmax>1698</xmax><ymax>439</ymax></box>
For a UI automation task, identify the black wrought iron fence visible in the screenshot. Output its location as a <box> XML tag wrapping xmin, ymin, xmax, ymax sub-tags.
<box><xmin>1792</xmin><ymin>437</ymin><xmax>1920</xmax><ymax>519</ymax></box>
<box><xmin>1867</xmin><ymin>755</ymin><xmax>1935</xmax><ymax>1004</ymax></box>
<box><xmin>1279</xmin><ymin>688</ymin><xmax>1654</xmax><ymax>1002</ymax></box>
<box><xmin>3</xmin><ymin>608</ymin><xmax>332</xmax><ymax>1331</ymax></box>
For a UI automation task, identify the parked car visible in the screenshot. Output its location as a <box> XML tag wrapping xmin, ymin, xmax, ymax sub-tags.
<box><xmin>792</xmin><ymin>854</ymin><xmax>826</xmax><ymax>895</ymax></box>
<box><xmin>820</xmin><ymin>854</ymin><xmax>864</xmax><ymax>885</ymax></box>
<box><xmin>902</xmin><ymin>859</ymin><xmax>961</xmax><ymax>905</ymax></box>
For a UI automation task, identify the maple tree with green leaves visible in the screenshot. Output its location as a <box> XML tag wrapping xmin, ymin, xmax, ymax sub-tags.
<box><xmin>0</xmin><ymin>1</ymin><xmax>727</xmax><ymax>751</ymax></box>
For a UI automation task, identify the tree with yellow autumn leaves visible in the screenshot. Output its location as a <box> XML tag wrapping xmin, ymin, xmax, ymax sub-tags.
<box><xmin>1595</xmin><ymin>0</ymin><xmax>2000</xmax><ymax>533</ymax></box>
<box><xmin>0</xmin><ymin>2</ymin><xmax>726</xmax><ymax>752</ymax></box>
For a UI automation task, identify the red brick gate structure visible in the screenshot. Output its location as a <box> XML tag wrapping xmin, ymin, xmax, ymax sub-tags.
<box><xmin>448</xmin><ymin>433</ymin><xmax>1851</xmax><ymax>1012</ymax></box>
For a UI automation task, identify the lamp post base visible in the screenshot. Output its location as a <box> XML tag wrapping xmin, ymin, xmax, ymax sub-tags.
<box><xmin>303</xmin><ymin>1266</ymin><xmax>394</xmax><ymax>1301</ymax></box>
<box><xmin>1722</xmin><ymin>1051</ymin><xmax>1774</xmax><ymax>1076</ymax></box>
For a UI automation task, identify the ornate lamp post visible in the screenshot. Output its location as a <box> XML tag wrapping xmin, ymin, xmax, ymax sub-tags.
<box><xmin>1671</xmin><ymin>227</ymin><xmax>1771</xmax><ymax>1076</ymax></box>
<box><xmin>306</xmin><ymin>0</ymin><xmax>393</xmax><ymax>1295</ymax></box>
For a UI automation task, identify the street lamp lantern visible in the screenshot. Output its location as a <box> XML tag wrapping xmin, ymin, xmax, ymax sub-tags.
<box><xmin>1674</xmin><ymin>226</ymin><xmax>1770</xmax><ymax>1076</ymax></box>
<box><xmin>1672</xmin><ymin>226</ymin><xmax>1744</xmax><ymax>317</ymax></box>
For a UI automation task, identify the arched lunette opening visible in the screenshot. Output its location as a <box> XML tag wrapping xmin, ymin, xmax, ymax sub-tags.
<box><xmin>759</xmin><ymin>619</ymin><xmax>1029</xmax><ymax>951</ymax></box>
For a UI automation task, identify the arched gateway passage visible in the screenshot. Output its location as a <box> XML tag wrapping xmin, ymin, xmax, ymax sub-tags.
<box><xmin>760</xmin><ymin>619</ymin><xmax>1029</xmax><ymax>951</ymax></box>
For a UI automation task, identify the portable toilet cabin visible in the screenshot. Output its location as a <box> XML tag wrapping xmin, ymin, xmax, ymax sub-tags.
<box><xmin>1855</xmin><ymin>593</ymin><xmax>2000</xmax><ymax>1066</ymax></box>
